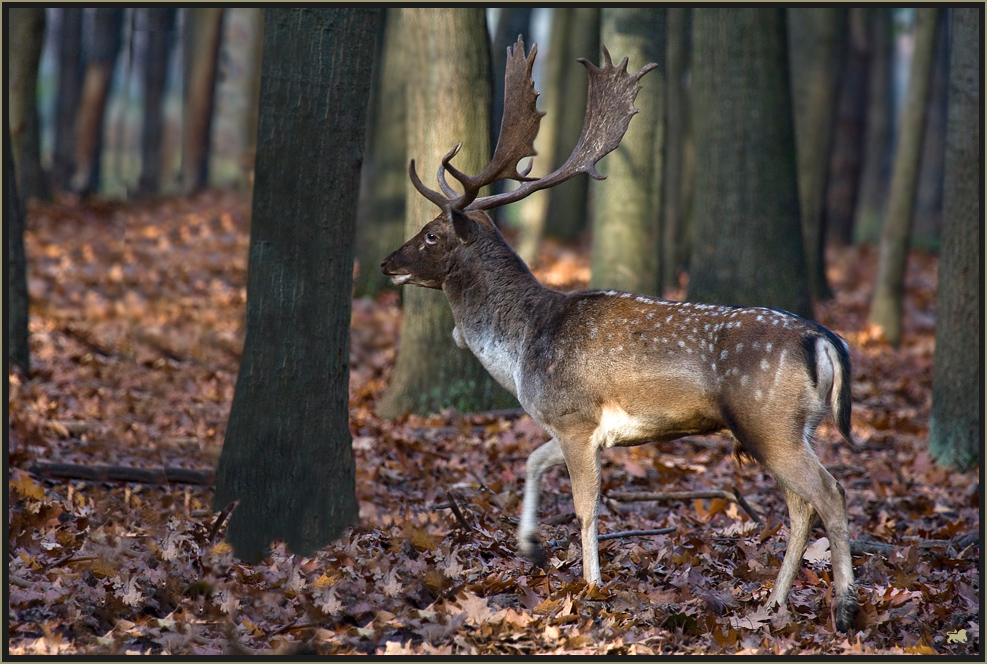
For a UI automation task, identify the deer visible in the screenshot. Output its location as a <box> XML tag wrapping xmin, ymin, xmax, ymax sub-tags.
<box><xmin>381</xmin><ymin>36</ymin><xmax>858</xmax><ymax>633</ymax></box>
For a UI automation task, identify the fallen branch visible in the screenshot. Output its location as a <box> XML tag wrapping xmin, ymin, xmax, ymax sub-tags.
<box><xmin>441</xmin><ymin>491</ymin><xmax>475</xmax><ymax>532</ymax></box>
<box><xmin>209</xmin><ymin>501</ymin><xmax>238</xmax><ymax>541</ymax></box>
<box><xmin>599</xmin><ymin>527</ymin><xmax>676</xmax><ymax>542</ymax></box>
<box><xmin>609</xmin><ymin>487</ymin><xmax>764</xmax><ymax>525</ymax></box>
<box><xmin>27</xmin><ymin>461</ymin><xmax>215</xmax><ymax>486</ymax></box>
<box><xmin>545</xmin><ymin>512</ymin><xmax>576</xmax><ymax>526</ymax></box>
<box><xmin>62</xmin><ymin>325</ymin><xmax>115</xmax><ymax>357</ymax></box>
<box><xmin>851</xmin><ymin>531</ymin><xmax>980</xmax><ymax>556</ymax></box>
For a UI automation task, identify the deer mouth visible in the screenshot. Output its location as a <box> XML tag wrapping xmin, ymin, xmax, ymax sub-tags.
<box><xmin>388</xmin><ymin>273</ymin><xmax>413</xmax><ymax>286</ymax></box>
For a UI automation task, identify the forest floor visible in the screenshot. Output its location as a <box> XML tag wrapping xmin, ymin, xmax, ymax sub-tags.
<box><xmin>7</xmin><ymin>191</ymin><xmax>981</xmax><ymax>656</ymax></box>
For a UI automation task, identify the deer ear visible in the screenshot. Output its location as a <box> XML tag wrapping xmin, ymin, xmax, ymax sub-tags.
<box><xmin>448</xmin><ymin>209</ymin><xmax>478</xmax><ymax>245</ymax></box>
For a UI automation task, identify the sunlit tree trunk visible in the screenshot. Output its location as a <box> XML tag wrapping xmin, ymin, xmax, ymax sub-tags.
<box><xmin>182</xmin><ymin>8</ymin><xmax>225</xmax><ymax>194</ymax></box>
<box><xmin>354</xmin><ymin>9</ymin><xmax>408</xmax><ymax>298</ymax></box>
<box><xmin>868</xmin><ymin>8</ymin><xmax>939</xmax><ymax>346</ymax></box>
<box><xmin>137</xmin><ymin>8</ymin><xmax>177</xmax><ymax>196</ymax></box>
<box><xmin>661</xmin><ymin>7</ymin><xmax>691</xmax><ymax>293</ymax></box>
<box><xmin>589</xmin><ymin>8</ymin><xmax>665</xmax><ymax>295</ymax></box>
<box><xmin>215</xmin><ymin>7</ymin><xmax>382</xmax><ymax>562</ymax></box>
<box><xmin>8</xmin><ymin>126</ymin><xmax>30</xmax><ymax>375</ymax></box>
<box><xmin>377</xmin><ymin>8</ymin><xmax>517</xmax><ymax>418</ymax></box>
<box><xmin>688</xmin><ymin>8</ymin><xmax>811</xmax><ymax>319</ymax></box>
<box><xmin>8</xmin><ymin>7</ymin><xmax>49</xmax><ymax>202</ymax></box>
<box><xmin>929</xmin><ymin>7</ymin><xmax>980</xmax><ymax>471</ymax></box>
<box><xmin>52</xmin><ymin>7</ymin><xmax>84</xmax><ymax>192</ymax></box>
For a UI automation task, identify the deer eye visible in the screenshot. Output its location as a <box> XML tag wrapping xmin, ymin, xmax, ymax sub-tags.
<box><xmin>425</xmin><ymin>232</ymin><xmax>438</xmax><ymax>245</ymax></box>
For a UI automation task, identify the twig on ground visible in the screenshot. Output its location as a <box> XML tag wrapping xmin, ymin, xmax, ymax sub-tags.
<box><xmin>850</xmin><ymin>531</ymin><xmax>980</xmax><ymax>557</ymax></box>
<box><xmin>609</xmin><ymin>487</ymin><xmax>765</xmax><ymax>524</ymax></box>
<box><xmin>443</xmin><ymin>491</ymin><xmax>475</xmax><ymax>532</ymax></box>
<box><xmin>62</xmin><ymin>326</ymin><xmax>115</xmax><ymax>357</ymax></box>
<box><xmin>598</xmin><ymin>527</ymin><xmax>676</xmax><ymax>542</ymax></box>
<box><xmin>545</xmin><ymin>512</ymin><xmax>576</xmax><ymax>526</ymax></box>
<box><xmin>27</xmin><ymin>461</ymin><xmax>216</xmax><ymax>485</ymax></box>
<box><xmin>731</xmin><ymin>484</ymin><xmax>765</xmax><ymax>527</ymax></box>
<box><xmin>209</xmin><ymin>501</ymin><xmax>238</xmax><ymax>541</ymax></box>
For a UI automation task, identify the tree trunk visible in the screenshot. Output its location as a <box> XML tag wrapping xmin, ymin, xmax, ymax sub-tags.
<box><xmin>868</xmin><ymin>8</ymin><xmax>939</xmax><ymax>346</ymax></box>
<box><xmin>825</xmin><ymin>7</ymin><xmax>870</xmax><ymax>247</ymax></box>
<box><xmin>72</xmin><ymin>8</ymin><xmax>124</xmax><ymax>195</ymax></box>
<box><xmin>137</xmin><ymin>8</ymin><xmax>177</xmax><ymax>196</ymax></box>
<box><xmin>8</xmin><ymin>125</ymin><xmax>30</xmax><ymax>375</ymax></box>
<box><xmin>214</xmin><ymin>7</ymin><xmax>382</xmax><ymax>562</ymax></box>
<box><xmin>376</xmin><ymin>8</ymin><xmax>517</xmax><ymax>418</ymax></box>
<box><xmin>8</xmin><ymin>7</ymin><xmax>49</xmax><ymax>202</ymax></box>
<box><xmin>589</xmin><ymin>8</ymin><xmax>665</xmax><ymax>295</ymax></box>
<box><xmin>354</xmin><ymin>9</ymin><xmax>408</xmax><ymax>298</ymax></box>
<box><xmin>854</xmin><ymin>8</ymin><xmax>894</xmax><ymax>244</ymax></box>
<box><xmin>52</xmin><ymin>8</ymin><xmax>84</xmax><ymax>192</ymax></box>
<box><xmin>661</xmin><ymin>7</ymin><xmax>691</xmax><ymax>293</ymax></box>
<box><xmin>182</xmin><ymin>7</ymin><xmax>225</xmax><ymax>194</ymax></box>
<box><xmin>544</xmin><ymin>7</ymin><xmax>600</xmax><ymax>242</ymax></box>
<box><xmin>929</xmin><ymin>8</ymin><xmax>980</xmax><ymax>471</ymax></box>
<box><xmin>913</xmin><ymin>11</ymin><xmax>950</xmax><ymax>249</ymax></box>
<box><xmin>516</xmin><ymin>8</ymin><xmax>572</xmax><ymax>266</ymax></box>
<box><xmin>243</xmin><ymin>9</ymin><xmax>264</xmax><ymax>189</ymax></box>
<box><xmin>688</xmin><ymin>9</ymin><xmax>811</xmax><ymax>319</ymax></box>
<box><xmin>787</xmin><ymin>8</ymin><xmax>847</xmax><ymax>301</ymax></box>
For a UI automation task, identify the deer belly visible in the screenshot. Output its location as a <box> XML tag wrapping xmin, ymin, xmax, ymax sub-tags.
<box><xmin>594</xmin><ymin>401</ymin><xmax>723</xmax><ymax>448</ymax></box>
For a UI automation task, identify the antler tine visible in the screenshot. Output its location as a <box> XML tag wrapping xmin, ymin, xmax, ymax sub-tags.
<box><xmin>409</xmin><ymin>159</ymin><xmax>452</xmax><ymax>210</ymax></box>
<box><xmin>468</xmin><ymin>46</ymin><xmax>657</xmax><ymax>211</ymax></box>
<box><xmin>436</xmin><ymin>144</ymin><xmax>463</xmax><ymax>199</ymax></box>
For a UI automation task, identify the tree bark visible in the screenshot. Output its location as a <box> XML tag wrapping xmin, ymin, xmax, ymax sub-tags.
<box><xmin>8</xmin><ymin>125</ymin><xmax>31</xmax><ymax>374</ymax></box>
<box><xmin>589</xmin><ymin>8</ymin><xmax>665</xmax><ymax>295</ymax></box>
<box><xmin>929</xmin><ymin>8</ymin><xmax>980</xmax><ymax>471</ymax></box>
<box><xmin>376</xmin><ymin>8</ymin><xmax>517</xmax><ymax>418</ymax></box>
<box><xmin>787</xmin><ymin>8</ymin><xmax>847</xmax><ymax>301</ymax></box>
<box><xmin>72</xmin><ymin>8</ymin><xmax>124</xmax><ymax>195</ymax></box>
<box><xmin>544</xmin><ymin>7</ymin><xmax>600</xmax><ymax>242</ymax></box>
<box><xmin>913</xmin><ymin>10</ymin><xmax>950</xmax><ymax>249</ymax></box>
<box><xmin>8</xmin><ymin>7</ymin><xmax>49</xmax><ymax>202</ymax></box>
<box><xmin>825</xmin><ymin>7</ymin><xmax>870</xmax><ymax>247</ymax></box>
<box><xmin>182</xmin><ymin>8</ymin><xmax>225</xmax><ymax>194</ymax></box>
<box><xmin>214</xmin><ymin>7</ymin><xmax>382</xmax><ymax>562</ymax></box>
<box><xmin>868</xmin><ymin>8</ymin><xmax>939</xmax><ymax>346</ymax></box>
<box><xmin>687</xmin><ymin>9</ymin><xmax>812</xmax><ymax>319</ymax></box>
<box><xmin>137</xmin><ymin>8</ymin><xmax>177</xmax><ymax>196</ymax></box>
<box><xmin>354</xmin><ymin>8</ymin><xmax>408</xmax><ymax>298</ymax></box>
<box><xmin>661</xmin><ymin>7</ymin><xmax>691</xmax><ymax>293</ymax></box>
<box><xmin>854</xmin><ymin>8</ymin><xmax>894</xmax><ymax>244</ymax></box>
<box><xmin>52</xmin><ymin>8</ymin><xmax>84</xmax><ymax>192</ymax></box>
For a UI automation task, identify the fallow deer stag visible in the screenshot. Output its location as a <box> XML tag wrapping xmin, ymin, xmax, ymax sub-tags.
<box><xmin>381</xmin><ymin>36</ymin><xmax>858</xmax><ymax>632</ymax></box>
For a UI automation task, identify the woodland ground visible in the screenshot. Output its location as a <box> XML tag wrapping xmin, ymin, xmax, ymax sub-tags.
<box><xmin>7</xmin><ymin>191</ymin><xmax>981</xmax><ymax>656</ymax></box>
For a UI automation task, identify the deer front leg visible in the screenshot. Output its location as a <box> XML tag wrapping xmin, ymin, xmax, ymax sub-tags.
<box><xmin>560</xmin><ymin>436</ymin><xmax>603</xmax><ymax>585</ymax></box>
<box><xmin>518</xmin><ymin>438</ymin><xmax>566</xmax><ymax>566</ymax></box>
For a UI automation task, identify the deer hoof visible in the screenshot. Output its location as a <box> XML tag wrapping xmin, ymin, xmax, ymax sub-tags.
<box><xmin>834</xmin><ymin>590</ymin><xmax>859</xmax><ymax>633</ymax></box>
<box><xmin>520</xmin><ymin>535</ymin><xmax>547</xmax><ymax>568</ymax></box>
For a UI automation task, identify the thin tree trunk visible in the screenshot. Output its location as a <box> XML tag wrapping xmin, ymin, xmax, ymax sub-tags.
<box><xmin>929</xmin><ymin>7</ymin><xmax>980</xmax><ymax>471</ymax></box>
<box><xmin>243</xmin><ymin>8</ymin><xmax>264</xmax><ymax>189</ymax></box>
<box><xmin>8</xmin><ymin>125</ymin><xmax>31</xmax><ymax>374</ymax></box>
<box><xmin>787</xmin><ymin>8</ymin><xmax>847</xmax><ymax>301</ymax></box>
<box><xmin>868</xmin><ymin>8</ymin><xmax>939</xmax><ymax>346</ymax></box>
<box><xmin>854</xmin><ymin>8</ymin><xmax>894</xmax><ymax>244</ymax></box>
<box><xmin>354</xmin><ymin>9</ymin><xmax>408</xmax><ymax>298</ymax></box>
<box><xmin>137</xmin><ymin>8</ymin><xmax>177</xmax><ymax>196</ymax></box>
<box><xmin>8</xmin><ymin>8</ymin><xmax>49</xmax><ymax>202</ymax></box>
<box><xmin>52</xmin><ymin>8</ymin><xmax>84</xmax><ymax>192</ymax></box>
<box><xmin>376</xmin><ymin>8</ymin><xmax>517</xmax><ymax>418</ymax></box>
<box><xmin>913</xmin><ymin>10</ymin><xmax>950</xmax><ymax>248</ymax></box>
<box><xmin>688</xmin><ymin>9</ymin><xmax>811</xmax><ymax>319</ymax></box>
<box><xmin>516</xmin><ymin>8</ymin><xmax>572</xmax><ymax>266</ymax></box>
<box><xmin>589</xmin><ymin>8</ymin><xmax>665</xmax><ymax>295</ymax></box>
<box><xmin>544</xmin><ymin>7</ymin><xmax>600</xmax><ymax>242</ymax></box>
<box><xmin>182</xmin><ymin>8</ymin><xmax>225</xmax><ymax>194</ymax></box>
<box><xmin>215</xmin><ymin>7</ymin><xmax>382</xmax><ymax>562</ymax></box>
<box><xmin>661</xmin><ymin>7</ymin><xmax>690</xmax><ymax>293</ymax></box>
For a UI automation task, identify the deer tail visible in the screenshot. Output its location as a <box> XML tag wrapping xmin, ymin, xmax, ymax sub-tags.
<box><xmin>819</xmin><ymin>331</ymin><xmax>856</xmax><ymax>447</ymax></box>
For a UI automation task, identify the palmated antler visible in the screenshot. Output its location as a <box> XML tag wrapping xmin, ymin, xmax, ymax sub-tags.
<box><xmin>409</xmin><ymin>37</ymin><xmax>657</xmax><ymax>213</ymax></box>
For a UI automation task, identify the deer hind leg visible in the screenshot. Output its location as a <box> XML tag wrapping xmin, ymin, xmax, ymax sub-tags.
<box><xmin>518</xmin><ymin>438</ymin><xmax>566</xmax><ymax>566</ymax></box>
<box><xmin>559</xmin><ymin>434</ymin><xmax>602</xmax><ymax>585</ymax></box>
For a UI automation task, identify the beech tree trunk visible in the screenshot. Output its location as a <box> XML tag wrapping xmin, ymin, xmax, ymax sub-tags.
<box><xmin>52</xmin><ymin>8</ymin><xmax>84</xmax><ymax>192</ymax></box>
<box><xmin>929</xmin><ymin>8</ymin><xmax>980</xmax><ymax>471</ymax></box>
<box><xmin>376</xmin><ymin>8</ymin><xmax>517</xmax><ymax>418</ymax></box>
<box><xmin>868</xmin><ymin>8</ymin><xmax>939</xmax><ymax>346</ymax></box>
<box><xmin>8</xmin><ymin>125</ymin><xmax>30</xmax><ymax>374</ymax></box>
<box><xmin>913</xmin><ymin>11</ymin><xmax>950</xmax><ymax>249</ymax></box>
<box><xmin>589</xmin><ymin>8</ymin><xmax>665</xmax><ymax>295</ymax></box>
<box><xmin>354</xmin><ymin>9</ymin><xmax>408</xmax><ymax>298</ymax></box>
<box><xmin>214</xmin><ymin>7</ymin><xmax>382</xmax><ymax>562</ymax></box>
<box><xmin>137</xmin><ymin>8</ymin><xmax>177</xmax><ymax>196</ymax></box>
<box><xmin>688</xmin><ymin>9</ymin><xmax>811</xmax><ymax>319</ymax></box>
<box><xmin>182</xmin><ymin>8</ymin><xmax>225</xmax><ymax>194</ymax></box>
<box><xmin>661</xmin><ymin>7</ymin><xmax>691</xmax><ymax>293</ymax></box>
<box><xmin>8</xmin><ymin>7</ymin><xmax>49</xmax><ymax>202</ymax></box>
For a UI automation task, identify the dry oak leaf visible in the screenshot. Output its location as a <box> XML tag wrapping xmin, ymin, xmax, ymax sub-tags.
<box><xmin>453</xmin><ymin>591</ymin><xmax>496</xmax><ymax>626</ymax></box>
<box><xmin>10</xmin><ymin>473</ymin><xmax>45</xmax><ymax>501</ymax></box>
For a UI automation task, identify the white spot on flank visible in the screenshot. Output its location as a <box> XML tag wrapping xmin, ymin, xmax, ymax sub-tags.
<box><xmin>766</xmin><ymin>343</ymin><xmax>772</xmax><ymax>352</ymax></box>
<box><xmin>740</xmin><ymin>374</ymin><xmax>749</xmax><ymax>386</ymax></box>
<box><xmin>753</xmin><ymin>341</ymin><xmax>760</xmax><ymax>350</ymax></box>
<box><xmin>754</xmin><ymin>389</ymin><xmax>763</xmax><ymax>401</ymax></box>
<box><xmin>666</xmin><ymin>315</ymin><xmax>673</xmax><ymax>323</ymax></box>
<box><xmin>736</xmin><ymin>342</ymin><xmax>743</xmax><ymax>353</ymax></box>
<box><xmin>590</xmin><ymin>328</ymin><xmax>598</xmax><ymax>338</ymax></box>
<box><xmin>636</xmin><ymin>296</ymin><xmax>651</xmax><ymax>303</ymax></box>
<box><xmin>678</xmin><ymin>340</ymin><xmax>685</xmax><ymax>347</ymax></box>
<box><xmin>757</xmin><ymin>315</ymin><xmax>764</xmax><ymax>321</ymax></box>
<box><xmin>711</xmin><ymin>362</ymin><xmax>717</xmax><ymax>372</ymax></box>
<box><xmin>761</xmin><ymin>358</ymin><xmax>770</xmax><ymax>371</ymax></box>
<box><xmin>772</xmin><ymin>319</ymin><xmax>779</xmax><ymax>325</ymax></box>
<box><xmin>720</xmin><ymin>350</ymin><xmax>728</xmax><ymax>359</ymax></box>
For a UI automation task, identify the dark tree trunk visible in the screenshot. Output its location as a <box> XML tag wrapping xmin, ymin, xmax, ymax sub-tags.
<box><xmin>913</xmin><ymin>10</ymin><xmax>950</xmax><ymax>249</ymax></box>
<box><xmin>214</xmin><ymin>7</ymin><xmax>382</xmax><ymax>562</ymax></box>
<box><xmin>544</xmin><ymin>7</ymin><xmax>600</xmax><ymax>242</ymax></box>
<box><xmin>590</xmin><ymin>8</ymin><xmax>666</xmax><ymax>295</ymax></box>
<box><xmin>868</xmin><ymin>8</ymin><xmax>939</xmax><ymax>346</ymax></box>
<box><xmin>826</xmin><ymin>7</ymin><xmax>870</xmax><ymax>247</ymax></box>
<box><xmin>52</xmin><ymin>7</ymin><xmax>84</xmax><ymax>192</ymax></box>
<box><xmin>929</xmin><ymin>7</ymin><xmax>980</xmax><ymax>471</ymax></box>
<box><xmin>688</xmin><ymin>9</ymin><xmax>811</xmax><ymax>319</ymax></box>
<box><xmin>661</xmin><ymin>7</ymin><xmax>691</xmax><ymax>293</ymax></box>
<box><xmin>787</xmin><ymin>8</ymin><xmax>847</xmax><ymax>301</ymax></box>
<box><xmin>72</xmin><ymin>8</ymin><xmax>124</xmax><ymax>195</ymax></box>
<box><xmin>8</xmin><ymin>8</ymin><xmax>49</xmax><ymax>202</ymax></box>
<box><xmin>136</xmin><ymin>8</ymin><xmax>177</xmax><ymax>196</ymax></box>
<box><xmin>376</xmin><ymin>8</ymin><xmax>517</xmax><ymax>418</ymax></box>
<box><xmin>182</xmin><ymin>8</ymin><xmax>225</xmax><ymax>194</ymax></box>
<box><xmin>354</xmin><ymin>8</ymin><xmax>408</xmax><ymax>298</ymax></box>
<box><xmin>854</xmin><ymin>8</ymin><xmax>894</xmax><ymax>244</ymax></box>
<box><xmin>7</xmin><ymin>125</ymin><xmax>30</xmax><ymax>375</ymax></box>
